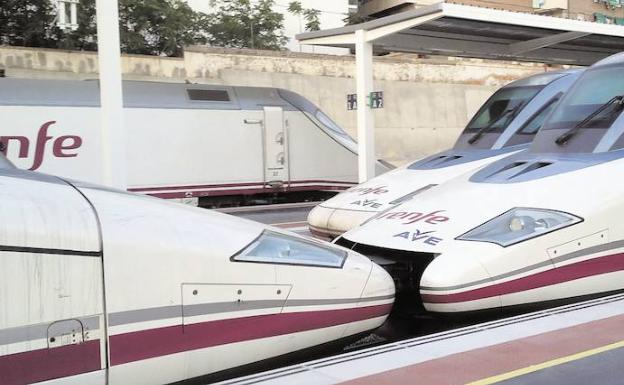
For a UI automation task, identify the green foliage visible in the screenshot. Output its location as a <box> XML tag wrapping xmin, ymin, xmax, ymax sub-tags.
<box><xmin>118</xmin><ymin>0</ymin><xmax>207</xmax><ymax>56</ymax></box>
<box><xmin>0</xmin><ymin>0</ymin><xmax>206</xmax><ymax>56</ymax></box>
<box><xmin>0</xmin><ymin>0</ymin><xmax>301</xmax><ymax>55</ymax></box>
<box><xmin>287</xmin><ymin>1</ymin><xmax>321</xmax><ymax>32</ymax></box>
<box><xmin>205</xmin><ymin>0</ymin><xmax>287</xmax><ymax>50</ymax></box>
<box><xmin>287</xmin><ymin>1</ymin><xmax>303</xmax><ymax>15</ymax></box>
<box><xmin>343</xmin><ymin>13</ymin><xmax>371</xmax><ymax>26</ymax></box>
<box><xmin>0</xmin><ymin>0</ymin><xmax>59</xmax><ymax>48</ymax></box>
<box><xmin>56</xmin><ymin>0</ymin><xmax>98</xmax><ymax>51</ymax></box>
<box><xmin>302</xmin><ymin>8</ymin><xmax>320</xmax><ymax>31</ymax></box>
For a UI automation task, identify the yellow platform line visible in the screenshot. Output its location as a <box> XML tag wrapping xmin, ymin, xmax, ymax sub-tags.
<box><xmin>467</xmin><ymin>339</ymin><xmax>624</xmax><ymax>385</ymax></box>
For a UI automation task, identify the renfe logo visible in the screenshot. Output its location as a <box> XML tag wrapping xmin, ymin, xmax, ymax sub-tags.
<box><xmin>350</xmin><ymin>199</ymin><xmax>383</xmax><ymax>209</ymax></box>
<box><xmin>376</xmin><ymin>210</ymin><xmax>450</xmax><ymax>225</ymax></box>
<box><xmin>0</xmin><ymin>121</ymin><xmax>82</xmax><ymax>171</ymax></box>
<box><xmin>349</xmin><ymin>185</ymin><xmax>389</xmax><ymax>196</ymax></box>
<box><xmin>394</xmin><ymin>229</ymin><xmax>443</xmax><ymax>246</ymax></box>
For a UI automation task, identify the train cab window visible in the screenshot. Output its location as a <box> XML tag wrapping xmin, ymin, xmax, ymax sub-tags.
<box><xmin>465</xmin><ymin>86</ymin><xmax>542</xmax><ymax>134</ymax></box>
<box><xmin>534</xmin><ymin>63</ymin><xmax>624</xmax><ymax>154</ymax></box>
<box><xmin>277</xmin><ymin>89</ymin><xmax>358</xmax><ymax>153</ymax></box>
<box><xmin>519</xmin><ymin>95</ymin><xmax>562</xmax><ymax>135</ymax></box>
<box><xmin>187</xmin><ymin>89</ymin><xmax>230</xmax><ymax>102</ymax></box>
<box><xmin>233</xmin><ymin>231</ymin><xmax>347</xmax><ymax>268</ymax></box>
<box><xmin>545</xmin><ymin>67</ymin><xmax>624</xmax><ymax>131</ymax></box>
<box><xmin>517</xmin><ymin>93</ymin><xmax>562</xmax><ymax>135</ymax></box>
<box><xmin>500</xmin><ymin>96</ymin><xmax>562</xmax><ymax>148</ymax></box>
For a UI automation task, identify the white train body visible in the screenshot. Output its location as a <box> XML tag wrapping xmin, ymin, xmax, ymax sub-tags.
<box><xmin>0</xmin><ymin>161</ymin><xmax>394</xmax><ymax>384</ymax></box>
<box><xmin>308</xmin><ymin>70</ymin><xmax>582</xmax><ymax>239</ymax></box>
<box><xmin>338</xmin><ymin>53</ymin><xmax>624</xmax><ymax>314</ymax></box>
<box><xmin>0</xmin><ymin>79</ymin><xmax>387</xmax><ymax>205</ymax></box>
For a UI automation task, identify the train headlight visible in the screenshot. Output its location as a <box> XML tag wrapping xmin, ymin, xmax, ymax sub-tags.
<box><xmin>457</xmin><ymin>208</ymin><xmax>582</xmax><ymax>247</ymax></box>
<box><xmin>232</xmin><ymin>231</ymin><xmax>347</xmax><ymax>268</ymax></box>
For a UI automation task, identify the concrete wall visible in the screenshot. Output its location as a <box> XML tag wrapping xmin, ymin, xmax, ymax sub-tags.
<box><xmin>0</xmin><ymin>45</ymin><xmax>560</xmax><ymax>165</ymax></box>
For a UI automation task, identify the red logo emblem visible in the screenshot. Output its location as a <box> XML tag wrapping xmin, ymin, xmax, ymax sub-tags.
<box><xmin>1</xmin><ymin>121</ymin><xmax>83</xmax><ymax>170</ymax></box>
<box><xmin>376</xmin><ymin>210</ymin><xmax>450</xmax><ymax>225</ymax></box>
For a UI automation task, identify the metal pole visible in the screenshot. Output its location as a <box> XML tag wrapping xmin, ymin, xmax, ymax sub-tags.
<box><xmin>355</xmin><ymin>29</ymin><xmax>375</xmax><ymax>183</ymax></box>
<box><xmin>95</xmin><ymin>0</ymin><xmax>127</xmax><ymax>189</ymax></box>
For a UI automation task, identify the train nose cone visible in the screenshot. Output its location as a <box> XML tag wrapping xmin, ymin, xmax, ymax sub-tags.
<box><xmin>363</xmin><ymin>262</ymin><xmax>396</xmax><ymax>303</ymax></box>
<box><xmin>307</xmin><ymin>205</ymin><xmax>336</xmax><ymax>239</ymax></box>
<box><xmin>343</xmin><ymin>258</ymin><xmax>395</xmax><ymax>337</ymax></box>
<box><xmin>360</xmin><ymin>262</ymin><xmax>395</xmax><ymax>324</ymax></box>
<box><xmin>420</xmin><ymin>255</ymin><xmax>499</xmax><ymax>313</ymax></box>
<box><xmin>328</xmin><ymin>209</ymin><xmax>378</xmax><ymax>234</ymax></box>
<box><xmin>308</xmin><ymin>205</ymin><xmax>377</xmax><ymax>239</ymax></box>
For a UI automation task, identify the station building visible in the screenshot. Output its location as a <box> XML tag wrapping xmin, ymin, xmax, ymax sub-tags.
<box><xmin>356</xmin><ymin>0</ymin><xmax>624</xmax><ymax>24</ymax></box>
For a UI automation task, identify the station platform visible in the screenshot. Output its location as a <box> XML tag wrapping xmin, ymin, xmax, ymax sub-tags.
<box><xmin>220</xmin><ymin>293</ymin><xmax>624</xmax><ymax>385</ymax></box>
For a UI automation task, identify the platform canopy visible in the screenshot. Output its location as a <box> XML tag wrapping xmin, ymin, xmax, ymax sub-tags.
<box><xmin>297</xmin><ymin>2</ymin><xmax>624</xmax><ymax>66</ymax></box>
<box><xmin>296</xmin><ymin>2</ymin><xmax>624</xmax><ymax>182</ymax></box>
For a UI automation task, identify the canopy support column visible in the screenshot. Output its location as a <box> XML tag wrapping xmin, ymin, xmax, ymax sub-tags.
<box><xmin>355</xmin><ymin>29</ymin><xmax>375</xmax><ymax>183</ymax></box>
<box><xmin>96</xmin><ymin>0</ymin><xmax>127</xmax><ymax>189</ymax></box>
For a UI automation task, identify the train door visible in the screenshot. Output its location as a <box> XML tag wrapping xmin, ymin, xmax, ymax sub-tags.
<box><xmin>262</xmin><ymin>106</ymin><xmax>290</xmax><ymax>187</ymax></box>
<box><xmin>0</xmin><ymin>172</ymin><xmax>106</xmax><ymax>385</ymax></box>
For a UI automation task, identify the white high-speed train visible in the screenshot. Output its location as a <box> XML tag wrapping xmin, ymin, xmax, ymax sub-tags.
<box><xmin>337</xmin><ymin>52</ymin><xmax>624</xmax><ymax>314</ymax></box>
<box><xmin>0</xmin><ymin>156</ymin><xmax>394</xmax><ymax>385</ymax></box>
<box><xmin>308</xmin><ymin>70</ymin><xmax>582</xmax><ymax>239</ymax></box>
<box><xmin>0</xmin><ymin>78</ymin><xmax>388</xmax><ymax>207</ymax></box>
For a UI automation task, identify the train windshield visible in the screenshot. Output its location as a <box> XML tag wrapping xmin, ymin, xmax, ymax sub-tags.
<box><xmin>532</xmin><ymin>62</ymin><xmax>624</xmax><ymax>154</ymax></box>
<box><xmin>465</xmin><ymin>86</ymin><xmax>542</xmax><ymax>134</ymax></box>
<box><xmin>455</xmin><ymin>72</ymin><xmax>565</xmax><ymax>150</ymax></box>
<box><xmin>278</xmin><ymin>89</ymin><xmax>357</xmax><ymax>152</ymax></box>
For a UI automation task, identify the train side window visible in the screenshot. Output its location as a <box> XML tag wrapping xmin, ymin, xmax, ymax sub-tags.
<box><xmin>232</xmin><ymin>231</ymin><xmax>347</xmax><ymax>268</ymax></box>
<box><xmin>187</xmin><ymin>89</ymin><xmax>230</xmax><ymax>102</ymax></box>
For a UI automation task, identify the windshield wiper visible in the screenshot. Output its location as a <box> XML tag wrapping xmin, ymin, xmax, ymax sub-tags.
<box><xmin>468</xmin><ymin>102</ymin><xmax>525</xmax><ymax>145</ymax></box>
<box><xmin>555</xmin><ymin>95</ymin><xmax>624</xmax><ymax>146</ymax></box>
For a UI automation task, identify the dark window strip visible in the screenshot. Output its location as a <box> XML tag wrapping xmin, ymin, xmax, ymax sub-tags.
<box><xmin>0</xmin><ymin>245</ymin><xmax>101</xmax><ymax>257</ymax></box>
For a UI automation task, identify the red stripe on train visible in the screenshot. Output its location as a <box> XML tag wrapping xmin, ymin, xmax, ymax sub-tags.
<box><xmin>0</xmin><ymin>340</ymin><xmax>101</xmax><ymax>385</ymax></box>
<box><xmin>422</xmin><ymin>252</ymin><xmax>624</xmax><ymax>304</ymax></box>
<box><xmin>110</xmin><ymin>303</ymin><xmax>392</xmax><ymax>366</ymax></box>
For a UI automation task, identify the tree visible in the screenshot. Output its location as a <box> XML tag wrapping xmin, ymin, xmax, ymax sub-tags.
<box><xmin>0</xmin><ymin>0</ymin><xmax>207</xmax><ymax>57</ymax></box>
<box><xmin>118</xmin><ymin>0</ymin><xmax>207</xmax><ymax>56</ymax></box>
<box><xmin>0</xmin><ymin>0</ymin><xmax>59</xmax><ymax>48</ymax></box>
<box><xmin>56</xmin><ymin>0</ymin><xmax>98</xmax><ymax>51</ymax></box>
<box><xmin>343</xmin><ymin>13</ymin><xmax>372</xmax><ymax>26</ymax></box>
<box><xmin>0</xmin><ymin>0</ymin><xmax>294</xmax><ymax>55</ymax></box>
<box><xmin>287</xmin><ymin>1</ymin><xmax>321</xmax><ymax>32</ymax></box>
<box><xmin>204</xmin><ymin>0</ymin><xmax>288</xmax><ymax>50</ymax></box>
<box><xmin>286</xmin><ymin>1</ymin><xmax>303</xmax><ymax>15</ymax></box>
<box><xmin>302</xmin><ymin>8</ymin><xmax>320</xmax><ymax>31</ymax></box>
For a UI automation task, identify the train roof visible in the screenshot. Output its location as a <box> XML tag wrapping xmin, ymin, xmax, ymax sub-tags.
<box><xmin>503</xmin><ymin>69</ymin><xmax>582</xmax><ymax>89</ymax></box>
<box><xmin>0</xmin><ymin>78</ymin><xmax>301</xmax><ymax>111</ymax></box>
<box><xmin>591</xmin><ymin>51</ymin><xmax>624</xmax><ymax>68</ymax></box>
